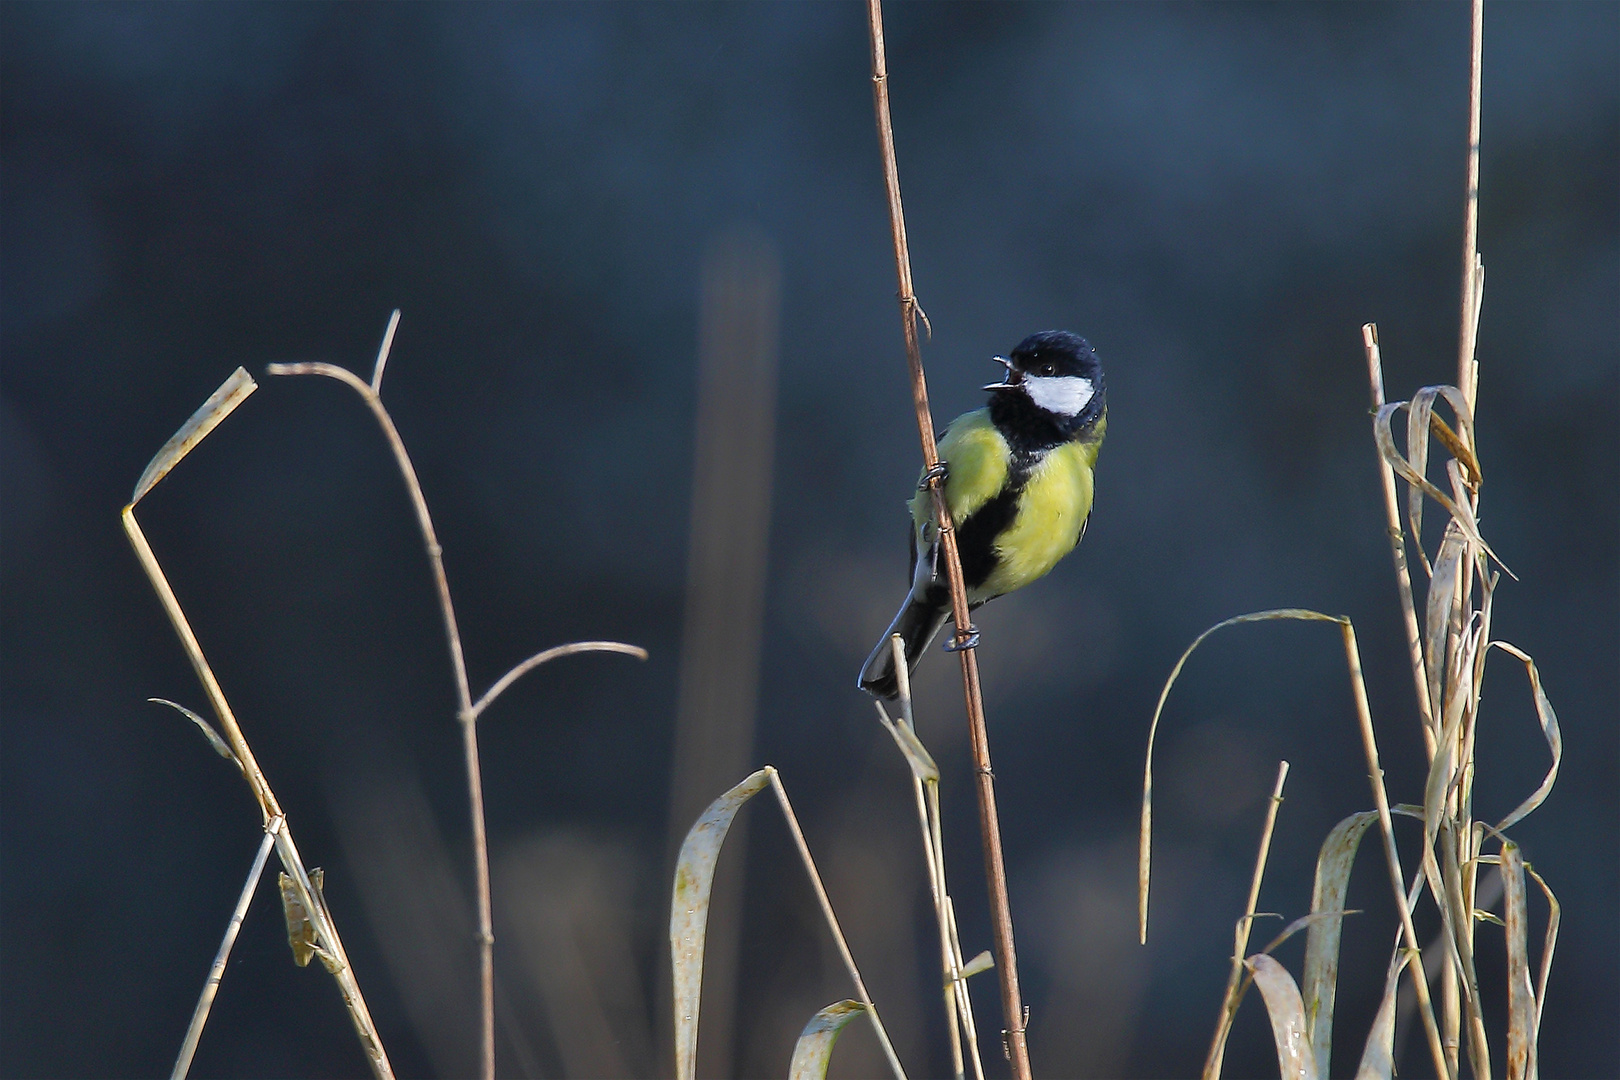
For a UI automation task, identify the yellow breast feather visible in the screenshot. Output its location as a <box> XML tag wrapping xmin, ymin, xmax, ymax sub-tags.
<box><xmin>979</xmin><ymin>435</ymin><xmax>1100</xmax><ymax>601</ymax></box>
<box><xmin>908</xmin><ymin>409</ymin><xmax>1009</xmax><ymax>531</ymax></box>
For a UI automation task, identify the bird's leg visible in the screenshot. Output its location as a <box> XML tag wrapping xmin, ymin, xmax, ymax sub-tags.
<box><xmin>920</xmin><ymin>460</ymin><xmax>949</xmax><ymax>580</ymax></box>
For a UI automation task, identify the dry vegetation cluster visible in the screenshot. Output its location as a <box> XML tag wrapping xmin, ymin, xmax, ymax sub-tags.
<box><xmin>130</xmin><ymin>3</ymin><xmax>1560</xmax><ymax>1078</ymax></box>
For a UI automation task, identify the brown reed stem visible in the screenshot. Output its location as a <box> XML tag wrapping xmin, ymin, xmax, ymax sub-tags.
<box><xmin>863</xmin><ymin>3</ymin><xmax>1030</xmax><ymax>1075</ymax></box>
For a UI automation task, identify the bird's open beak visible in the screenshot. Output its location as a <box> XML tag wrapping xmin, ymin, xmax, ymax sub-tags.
<box><xmin>982</xmin><ymin>355</ymin><xmax>1020</xmax><ymax>391</ymax></box>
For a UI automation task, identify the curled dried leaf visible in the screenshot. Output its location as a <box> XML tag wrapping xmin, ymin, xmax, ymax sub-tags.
<box><xmin>787</xmin><ymin>1000</ymin><xmax>867</xmax><ymax>1080</ymax></box>
<box><xmin>671</xmin><ymin>769</ymin><xmax>771</xmax><ymax>1080</ymax></box>
<box><xmin>1303</xmin><ymin>810</ymin><xmax>1378</xmax><ymax>1077</ymax></box>
<box><xmin>1488</xmin><ymin>643</ymin><xmax>1562</xmax><ymax>833</ymax></box>
<box><xmin>1245</xmin><ymin>954</ymin><xmax>1318</xmax><ymax>1080</ymax></box>
<box><xmin>132</xmin><ymin>368</ymin><xmax>257</xmax><ymax>506</ymax></box>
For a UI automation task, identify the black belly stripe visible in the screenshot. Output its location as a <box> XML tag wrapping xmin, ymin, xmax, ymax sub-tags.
<box><xmin>955</xmin><ymin>485</ymin><xmax>1020</xmax><ymax>590</ymax></box>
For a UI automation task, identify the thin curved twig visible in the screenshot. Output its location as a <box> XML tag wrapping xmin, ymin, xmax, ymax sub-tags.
<box><xmin>471</xmin><ymin>641</ymin><xmax>649</xmax><ymax>720</ymax></box>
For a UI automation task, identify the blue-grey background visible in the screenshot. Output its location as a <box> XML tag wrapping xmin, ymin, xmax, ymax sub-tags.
<box><xmin>3</xmin><ymin>3</ymin><xmax>1614</xmax><ymax>1077</ymax></box>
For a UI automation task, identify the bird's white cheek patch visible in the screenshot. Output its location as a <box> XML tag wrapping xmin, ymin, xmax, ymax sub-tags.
<box><xmin>1022</xmin><ymin>375</ymin><xmax>1094</xmax><ymax>417</ymax></box>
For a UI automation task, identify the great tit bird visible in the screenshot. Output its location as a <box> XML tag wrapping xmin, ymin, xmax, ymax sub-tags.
<box><xmin>859</xmin><ymin>330</ymin><xmax>1106</xmax><ymax>699</ymax></box>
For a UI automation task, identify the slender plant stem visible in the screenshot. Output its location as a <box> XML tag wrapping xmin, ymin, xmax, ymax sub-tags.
<box><xmin>173</xmin><ymin>821</ymin><xmax>281</xmax><ymax>1080</ymax></box>
<box><xmin>1362</xmin><ymin>325</ymin><xmax>1439</xmax><ymax>759</ymax></box>
<box><xmin>472</xmin><ymin>641</ymin><xmax>648</xmax><ymax>719</ymax></box>
<box><xmin>270</xmin><ymin>327</ymin><xmax>646</xmax><ymax>1080</ymax></box>
<box><xmin>1203</xmin><ymin>762</ymin><xmax>1289</xmax><ymax>1080</ymax></box>
<box><xmin>765</xmin><ymin>768</ymin><xmax>908</xmax><ymax>1080</ymax></box>
<box><xmin>266</xmin><ymin>352</ymin><xmax>494</xmax><ymax>1080</ymax></box>
<box><xmin>862</xmin><ymin>4</ymin><xmax>1031</xmax><ymax>1074</ymax></box>
<box><xmin>890</xmin><ymin>637</ymin><xmax>980</xmax><ymax>1080</ymax></box>
<box><xmin>1340</xmin><ymin>621</ymin><xmax>1452</xmax><ymax>1080</ymax></box>
<box><xmin>1458</xmin><ymin>0</ymin><xmax>1484</xmax><ymax>410</ymax></box>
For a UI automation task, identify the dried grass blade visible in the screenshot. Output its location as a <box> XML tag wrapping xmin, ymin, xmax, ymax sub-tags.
<box><xmin>132</xmin><ymin>367</ymin><xmax>257</xmax><ymax>506</ymax></box>
<box><xmin>873</xmin><ymin>702</ymin><xmax>939</xmax><ymax>783</ymax></box>
<box><xmin>1375</xmin><ymin>404</ymin><xmax>1506</xmax><ymax>574</ymax></box>
<box><xmin>671</xmin><ymin>768</ymin><xmax>771</xmax><ymax>1080</ymax></box>
<box><xmin>1425</xmin><ymin>524</ymin><xmax>1467</xmax><ymax>715</ymax></box>
<box><xmin>1500</xmin><ymin>842</ymin><xmax>1534</xmax><ymax>1080</ymax></box>
<box><xmin>1140</xmin><ymin>608</ymin><xmax>1340</xmax><ymax>942</ymax></box>
<box><xmin>1353</xmin><ymin>949</ymin><xmax>1414</xmax><ymax>1080</ymax></box>
<box><xmin>1525</xmin><ymin>866</ymin><xmax>1559</xmax><ymax>1043</ymax></box>
<box><xmin>787</xmin><ymin>1000</ymin><xmax>867</xmax><ymax>1080</ymax></box>
<box><xmin>1406</xmin><ymin>390</ymin><xmax>1438</xmax><ymax>563</ymax></box>
<box><xmin>149</xmin><ymin>697</ymin><xmax>239</xmax><ymax>767</ymax></box>
<box><xmin>1487</xmin><ymin>643</ymin><xmax>1562</xmax><ymax>832</ymax></box>
<box><xmin>959</xmin><ymin>951</ymin><xmax>994</xmax><ymax>980</ymax></box>
<box><xmin>1245</xmin><ymin>954</ymin><xmax>1319</xmax><ymax>1080</ymax></box>
<box><xmin>1303</xmin><ymin>810</ymin><xmax>1379</xmax><ymax>1078</ymax></box>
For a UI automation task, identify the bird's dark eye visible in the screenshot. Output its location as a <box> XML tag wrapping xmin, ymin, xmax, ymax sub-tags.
<box><xmin>1039</xmin><ymin>363</ymin><xmax>1055</xmax><ymax>377</ymax></box>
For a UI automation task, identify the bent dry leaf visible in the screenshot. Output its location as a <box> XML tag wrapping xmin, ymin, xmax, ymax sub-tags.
<box><xmin>1246</xmin><ymin>954</ymin><xmax>1319</xmax><ymax>1080</ymax></box>
<box><xmin>1374</xmin><ymin>401</ymin><xmax>1507</xmax><ymax>576</ymax></box>
<box><xmin>1488</xmin><ymin>643</ymin><xmax>1562</xmax><ymax>833</ymax></box>
<box><xmin>873</xmin><ymin>701</ymin><xmax>939</xmax><ymax>782</ymax></box>
<box><xmin>959</xmin><ymin>950</ymin><xmax>994</xmax><ymax>981</ymax></box>
<box><xmin>787</xmin><ymin>1000</ymin><xmax>867</xmax><ymax>1080</ymax></box>
<box><xmin>132</xmin><ymin>367</ymin><xmax>257</xmax><ymax>506</ymax></box>
<box><xmin>1300</xmin><ymin>804</ymin><xmax>1423</xmax><ymax>1078</ymax></box>
<box><xmin>671</xmin><ymin>768</ymin><xmax>771</xmax><ymax>1080</ymax></box>
<box><xmin>1525</xmin><ymin>865</ymin><xmax>1559</xmax><ymax>1040</ymax></box>
<box><xmin>1140</xmin><ymin>608</ymin><xmax>1341</xmax><ymax>943</ymax></box>
<box><xmin>1303</xmin><ymin>809</ymin><xmax>1377</xmax><ymax>1078</ymax></box>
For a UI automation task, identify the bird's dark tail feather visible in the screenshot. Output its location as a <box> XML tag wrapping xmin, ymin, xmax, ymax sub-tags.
<box><xmin>858</xmin><ymin>585</ymin><xmax>952</xmax><ymax>699</ymax></box>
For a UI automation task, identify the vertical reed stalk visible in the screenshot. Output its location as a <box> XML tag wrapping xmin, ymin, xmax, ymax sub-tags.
<box><xmin>863</xmin><ymin>4</ymin><xmax>1031</xmax><ymax>1074</ymax></box>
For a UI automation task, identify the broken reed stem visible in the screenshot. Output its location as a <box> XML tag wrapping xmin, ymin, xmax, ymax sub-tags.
<box><xmin>173</xmin><ymin>822</ymin><xmax>281</xmax><ymax>1080</ymax></box>
<box><xmin>1202</xmin><ymin>761</ymin><xmax>1289</xmax><ymax>1080</ymax></box>
<box><xmin>765</xmin><ymin>768</ymin><xmax>908</xmax><ymax>1080</ymax></box>
<box><xmin>123</xmin><ymin>504</ymin><xmax>393</xmax><ymax>1079</ymax></box>
<box><xmin>266</xmin><ymin>348</ymin><xmax>494</xmax><ymax>1080</ymax></box>
<box><xmin>863</xmin><ymin>4</ymin><xmax>1030</xmax><ymax>1074</ymax></box>
<box><xmin>1363</xmin><ymin>325</ymin><xmax>1439</xmax><ymax>759</ymax></box>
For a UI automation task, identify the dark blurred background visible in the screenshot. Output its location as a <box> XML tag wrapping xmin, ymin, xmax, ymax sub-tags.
<box><xmin>2</xmin><ymin>3</ymin><xmax>1614</xmax><ymax>1078</ymax></box>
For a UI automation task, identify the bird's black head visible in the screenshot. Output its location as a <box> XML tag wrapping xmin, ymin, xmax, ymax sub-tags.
<box><xmin>985</xmin><ymin>330</ymin><xmax>1106</xmax><ymax>437</ymax></box>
